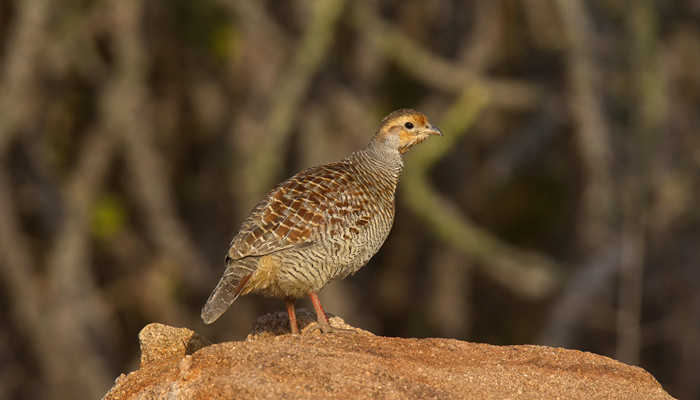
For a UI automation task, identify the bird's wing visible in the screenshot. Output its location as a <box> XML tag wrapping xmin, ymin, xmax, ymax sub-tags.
<box><xmin>227</xmin><ymin>161</ymin><xmax>370</xmax><ymax>260</ymax></box>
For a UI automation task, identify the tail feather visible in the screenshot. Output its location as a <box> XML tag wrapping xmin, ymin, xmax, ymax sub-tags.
<box><xmin>201</xmin><ymin>271</ymin><xmax>251</xmax><ymax>324</ymax></box>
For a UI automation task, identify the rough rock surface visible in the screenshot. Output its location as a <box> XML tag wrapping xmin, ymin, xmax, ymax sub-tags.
<box><xmin>104</xmin><ymin>311</ymin><xmax>674</xmax><ymax>400</ymax></box>
<box><xmin>137</xmin><ymin>323</ymin><xmax>212</xmax><ymax>367</ymax></box>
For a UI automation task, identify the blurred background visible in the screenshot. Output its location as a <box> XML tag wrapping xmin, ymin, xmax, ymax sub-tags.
<box><xmin>1</xmin><ymin>0</ymin><xmax>699</xmax><ymax>399</ymax></box>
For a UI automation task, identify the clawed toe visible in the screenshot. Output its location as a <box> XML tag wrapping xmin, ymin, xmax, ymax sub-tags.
<box><xmin>305</xmin><ymin>322</ymin><xmax>358</xmax><ymax>334</ymax></box>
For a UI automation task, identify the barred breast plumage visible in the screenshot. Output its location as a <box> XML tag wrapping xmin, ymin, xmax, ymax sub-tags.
<box><xmin>202</xmin><ymin>109</ymin><xmax>442</xmax><ymax>334</ymax></box>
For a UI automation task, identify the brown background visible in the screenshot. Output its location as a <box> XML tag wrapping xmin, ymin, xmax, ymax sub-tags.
<box><xmin>0</xmin><ymin>1</ymin><xmax>698</xmax><ymax>399</ymax></box>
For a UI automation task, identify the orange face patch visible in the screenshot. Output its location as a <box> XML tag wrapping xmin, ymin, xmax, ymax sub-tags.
<box><xmin>398</xmin><ymin>129</ymin><xmax>415</xmax><ymax>144</ymax></box>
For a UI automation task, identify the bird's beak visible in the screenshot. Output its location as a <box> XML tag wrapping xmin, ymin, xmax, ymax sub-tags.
<box><xmin>425</xmin><ymin>124</ymin><xmax>443</xmax><ymax>137</ymax></box>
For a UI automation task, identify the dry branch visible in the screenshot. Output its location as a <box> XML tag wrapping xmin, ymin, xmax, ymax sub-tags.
<box><xmin>44</xmin><ymin>129</ymin><xmax>116</xmax><ymax>398</ymax></box>
<box><xmin>616</xmin><ymin>0</ymin><xmax>665</xmax><ymax>367</ymax></box>
<box><xmin>402</xmin><ymin>86</ymin><xmax>562</xmax><ymax>299</ymax></box>
<box><xmin>102</xmin><ymin>0</ymin><xmax>209</xmax><ymax>291</ymax></box>
<box><xmin>351</xmin><ymin>2</ymin><xmax>543</xmax><ymax>109</ymax></box>
<box><xmin>243</xmin><ymin>0</ymin><xmax>348</xmax><ymax>199</ymax></box>
<box><xmin>0</xmin><ymin>0</ymin><xmax>47</xmax><ymax>153</ymax></box>
<box><xmin>554</xmin><ymin>0</ymin><xmax>614</xmax><ymax>251</ymax></box>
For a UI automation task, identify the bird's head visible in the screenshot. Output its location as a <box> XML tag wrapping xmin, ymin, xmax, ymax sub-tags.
<box><xmin>374</xmin><ymin>109</ymin><xmax>443</xmax><ymax>154</ymax></box>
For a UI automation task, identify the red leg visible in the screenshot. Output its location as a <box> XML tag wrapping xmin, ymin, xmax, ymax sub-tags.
<box><xmin>285</xmin><ymin>298</ymin><xmax>299</xmax><ymax>334</ymax></box>
<box><xmin>307</xmin><ymin>292</ymin><xmax>356</xmax><ymax>334</ymax></box>
<box><xmin>309</xmin><ymin>292</ymin><xmax>330</xmax><ymax>324</ymax></box>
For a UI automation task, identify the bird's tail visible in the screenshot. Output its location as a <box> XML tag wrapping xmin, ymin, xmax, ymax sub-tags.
<box><xmin>201</xmin><ymin>267</ymin><xmax>252</xmax><ymax>324</ymax></box>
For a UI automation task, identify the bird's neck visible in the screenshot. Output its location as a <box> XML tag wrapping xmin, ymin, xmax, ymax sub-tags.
<box><xmin>350</xmin><ymin>138</ymin><xmax>404</xmax><ymax>182</ymax></box>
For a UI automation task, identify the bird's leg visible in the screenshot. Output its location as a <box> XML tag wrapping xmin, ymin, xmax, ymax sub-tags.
<box><xmin>285</xmin><ymin>297</ymin><xmax>300</xmax><ymax>335</ymax></box>
<box><xmin>309</xmin><ymin>292</ymin><xmax>330</xmax><ymax>325</ymax></box>
<box><xmin>307</xmin><ymin>292</ymin><xmax>356</xmax><ymax>334</ymax></box>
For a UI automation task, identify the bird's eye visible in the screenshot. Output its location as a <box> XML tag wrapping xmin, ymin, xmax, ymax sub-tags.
<box><xmin>404</xmin><ymin>122</ymin><xmax>414</xmax><ymax>129</ymax></box>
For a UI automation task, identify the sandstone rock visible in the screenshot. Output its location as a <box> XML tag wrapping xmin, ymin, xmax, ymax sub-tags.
<box><xmin>103</xmin><ymin>314</ymin><xmax>674</xmax><ymax>400</ymax></box>
<box><xmin>137</xmin><ymin>323</ymin><xmax>211</xmax><ymax>367</ymax></box>
<box><xmin>246</xmin><ymin>308</ymin><xmax>373</xmax><ymax>340</ymax></box>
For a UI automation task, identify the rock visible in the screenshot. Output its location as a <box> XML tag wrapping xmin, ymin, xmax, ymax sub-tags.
<box><xmin>137</xmin><ymin>323</ymin><xmax>211</xmax><ymax>367</ymax></box>
<box><xmin>246</xmin><ymin>308</ymin><xmax>373</xmax><ymax>340</ymax></box>
<box><xmin>103</xmin><ymin>316</ymin><xmax>674</xmax><ymax>400</ymax></box>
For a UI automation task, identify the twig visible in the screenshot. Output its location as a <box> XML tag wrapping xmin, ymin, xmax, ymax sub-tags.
<box><xmin>554</xmin><ymin>0</ymin><xmax>614</xmax><ymax>251</ymax></box>
<box><xmin>0</xmin><ymin>1</ymin><xmax>54</xmax><ymax>397</ymax></box>
<box><xmin>102</xmin><ymin>0</ymin><xmax>210</xmax><ymax>291</ymax></box>
<box><xmin>351</xmin><ymin>2</ymin><xmax>543</xmax><ymax>110</ymax></box>
<box><xmin>243</xmin><ymin>0</ymin><xmax>348</xmax><ymax>199</ymax></box>
<box><xmin>540</xmin><ymin>245</ymin><xmax>619</xmax><ymax>346</ymax></box>
<box><xmin>0</xmin><ymin>170</ymin><xmax>53</xmax><ymax>397</ymax></box>
<box><xmin>0</xmin><ymin>0</ymin><xmax>46</xmax><ymax>154</ymax></box>
<box><xmin>402</xmin><ymin>85</ymin><xmax>562</xmax><ymax>299</ymax></box>
<box><xmin>44</xmin><ymin>128</ymin><xmax>117</xmax><ymax>398</ymax></box>
<box><xmin>616</xmin><ymin>0</ymin><xmax>664</xmax><ymax>366</ymax></box>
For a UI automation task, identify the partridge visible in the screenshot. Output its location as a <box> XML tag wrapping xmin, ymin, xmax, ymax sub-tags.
<box><xmin>201</xmin><ymin>109</ymin><xmax>442</xmax><ymax>333</ymax></box>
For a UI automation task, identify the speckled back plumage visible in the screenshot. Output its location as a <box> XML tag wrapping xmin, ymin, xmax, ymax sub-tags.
<box><xmin>202</xmin><ymin>109</ymin><xmax>441</xmax><ymax>325</ymax></box>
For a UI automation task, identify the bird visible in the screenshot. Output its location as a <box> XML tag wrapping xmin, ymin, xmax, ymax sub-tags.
<box><xmin>201</xmin><ymin>109</ymin><xmax>442</xmax><ymax>334</ymax></box>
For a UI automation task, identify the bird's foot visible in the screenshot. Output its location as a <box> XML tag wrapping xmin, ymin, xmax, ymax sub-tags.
<box><xmin>306</xmin><ymin>321</ymin><xmax>358</xmax><ymax>334</ymax></box>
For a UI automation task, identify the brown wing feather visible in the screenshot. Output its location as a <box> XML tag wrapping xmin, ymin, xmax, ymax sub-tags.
<box><xmin>227</xmin><ymin>160</ymin><xmax>371</xmax><ymax>260</ymax></box>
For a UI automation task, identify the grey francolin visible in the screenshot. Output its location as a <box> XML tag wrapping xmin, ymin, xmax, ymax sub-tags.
<box><xmin>202</xmin><ymin>109</ymin><xmax>442</xmax><ymax>333</ymax></box>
